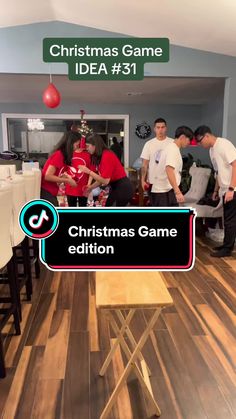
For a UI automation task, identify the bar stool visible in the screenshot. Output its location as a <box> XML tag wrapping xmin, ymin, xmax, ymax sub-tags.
<box><xmin>22</xmin><ymin>170</ymin><xmax>36</xmax><ymax>201</ymax></box>
<box><xmin>96</xmin><ymin>271</ymin><xmax>173</xmax><ymax>419</ymax></box>
<box><xmin>23</xmin><ymin>170</ymin><xmax>41</xmax><ymax>278</ymax></box>
<box><xmin>0</xmin><ymin>175</ymin><xmax>32</xmax><ymax>319</ymax></box>
<box><xmin>0</xmin><ymin>183</ymin><xmax>21</xmax><ymax>378</ymax></box>
<box><xmin>31</xmin><ymin>168</ymin><xmax>42</xmax><ymax>198</ymax></box>
<box><xmin>31</xmin><ymin>169</ymin><xmax>42</xmax><ymax>277</ymax></box>
<box><xmin>11</xmin><ymin>175</ymin><xmax>33</xmax><ymax>302</ymax></box>
<box><xmin>0</xmin><ymin>165</ymin><xmax>16</xmax><ymax>179</ymax></box>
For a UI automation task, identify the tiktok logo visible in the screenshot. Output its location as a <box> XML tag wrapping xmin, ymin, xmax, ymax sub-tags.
<box><xmin>19</xmin><ymin>200</ymin><xmax>59</xmax><ymax>239</ymax></box>
<box><xmin>29</xmin><ymin>210</ymin><xmax>50</xmax><ymax>229</ymax></box>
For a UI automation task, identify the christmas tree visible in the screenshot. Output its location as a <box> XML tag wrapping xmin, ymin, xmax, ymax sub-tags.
<box><xmin>78</xmin><ymin>109</ymin><xmax>93</xmax><ymax>137</ymax></box>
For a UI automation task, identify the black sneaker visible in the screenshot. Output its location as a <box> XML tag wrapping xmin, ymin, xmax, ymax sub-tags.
<box><xmin>212</xmin><ymin>245</ymin><xmax>224</xmax><ymax>251</ymax></box>
<box><xmin>210</xmin><ymin>249</ymin><xmax>232</xmax><ymax>258</ymax></box>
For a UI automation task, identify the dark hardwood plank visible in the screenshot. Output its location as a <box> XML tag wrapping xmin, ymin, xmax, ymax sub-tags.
<box><xmin>201</xmin><ymin>292</ymin><xmax>236</xmax><ymax>339</ymax></box>
<box><xmin>4</xmin><ymin>303</ymin><xmax>32</xmax><ymax>367</ymax></box>
<box><xmin>144</xmin><ymin>310</ymin><xmax>167</xmax><ymax>330</ymax></box>
<box><xmin>99</xmin><ymin>346</ymin><xmax>121</xmax><ymax>419</ymax></box>
<box><xmin>89</xmin><ymin>271</ymin><xmax>96</xmax><ymax>295</ymax></box>
<box><xmin>56</xmin><ymin>272</ymin><xmax>75</xmax><ymax>310</ymax></box>
<box><xmin>25</xmin><ymin>293</ymin><xmax>55</xmax><ymax>346</ymax></box>
<box><xmin>168</xmin><ymin>288</ymin><xmax>206</xmax><ymax>336</ymax></box>
<box><xmin>0</xmin><ymin>367</ymin><xmax>15</xmax><ymax>415</ymax></box>
<box><xmin>154</xmin><ymin>329</ymin><xmax>207</xmax><ymax>419</ymax></box>
<box><xmin>36</xmin><ymin>264</ymin><xmax>54</xmax><ymax>300</ymax></box>
<box><xmin>180</xmin><ymin>267</ymin><xmax>213</xmax><ymax>294</ymax></box>
<box><xmin>31</xmin><ymin>378</ymin><xmax>63</xmax><ymax>418</ymax></box>
<box><xmin>127</xmin><ymin>374</ymin><xmax>148</xmax><ymax>419</ymax></box>
<box><xmin>15</xmin><ymin>346</ymin><xmax>45</xmax><ymax>419</ymax></box>
<box><xmin>195</xmin><ymin>304</ymin><xmax>236</xmax><ymax>370</ymax></box>
<box><xmin>40</xmin><ymin>310</ymin><xmax>71</xmax><ymax>379</ymax></box>
<box><xmin>70</xmin><ymin>273</ymin><xmax>89</xmax><ymax>332</ymax></box>
<box><xmin>90</xmin><ymin>351</ymin><xmax>114</xmax><ymax>419</ymax></box>
<box><xmin>62</xmin><ymin>332</ymin><xmax>89</xmax><ymax>419</ymax></box>
<box><xmin>203</xmin><ymin>280</ymin><xmax>236</xmax><ymax>315</ymax></box>
<box><xmin>165</xmin><ymin>312</ymin><xmax>235</xmax><ymax>419</ymax></box>
<box><xmin>110</xmin><ymin>337</ymin><xmax>133</xmax><ymax>418</ymax></box>
<box><xmin>1</xmin><ymin>237</ymin><xmax>235</xmax><ymax>419</ymax></box>
<box><xmin>97</xmin><ymin>309</ymin><xmax>111</xmax><ymax>350</ymax></box>
<box><xmin>194</xmin><ymin>335</ymin><xmax>236</xmax><ymax>417</ymax></box>
<box><xmin>160</xmin><ymin>271</ymin><xmax>178</xmax><ymax>288</ymax></box>
<box><xmin>172</xmin><ymin>272</ymin><xmax>206</xmax><ymax>305</ymax></box>
<box><xmin>214</xmin><ymin>265</ymin><xmax>236</xmax><ymax>293</ymax></box>
<box><xmin>30</xmin><ymin>264</ymin><xmax>51</xmax><ymax>303</ymax></box>
<box><xmin>2</xmin><ymin>347</ymin><xmax>32</xmax><ymax>418</ymax></box>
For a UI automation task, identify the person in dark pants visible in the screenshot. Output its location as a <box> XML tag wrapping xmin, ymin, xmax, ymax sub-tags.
<box><xmin>151</xmin><ymin>126</ymin><xmax>193</xmax><ymax>206</ymax></box>
<box><xmin>110</xmin><ymin>137</ymin><xmax>122</xmax><ymax>161</ymax></box>
<box><xmin>195</xmin><ymin>125</ymin><xmax>236</xmax><ymax>257</ymax></box>
<box><xmin>140</xmin><ymin>118</ymin><xmax>173</xmax><ymax>206</ymax></box>
<box><xmin>41</xmin><ymin>132</ymin><xmax>80</xmax><ymax>205</ymax></box>
<box><xmin>78</xmin><ymin>134</ymin><xmax>134</xmax><ymax>206</ymax></box>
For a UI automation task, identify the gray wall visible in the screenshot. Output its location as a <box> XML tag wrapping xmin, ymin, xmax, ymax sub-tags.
<box><xmin>184</xmin><ymin>96</ymin><xmax>225</xmax><ymax>166</ymax></box>
<box><xmin>0</xmin><ymin>102</ymin><xmax>212</xmax><ymax>165</ymax></box>
<box><xmin>0</xmin><ymin>20</ymin><xmax>234</xmax><ymax>164</ymax></box>
<box><xmin>1</xmin><ymin>22</ymin><xmax>236</xmax><ymax>77</ymax></box>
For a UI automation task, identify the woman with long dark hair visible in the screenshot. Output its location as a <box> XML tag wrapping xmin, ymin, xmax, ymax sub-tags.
<box><xmin>79</xmin><ymin>134</ymin><xmax>134</xmax><ymax>206</ymax></box>
<box><xmin>41</xmin><ymin>131</ymin><xmax>81</xmax><ymax>205</ymax></box>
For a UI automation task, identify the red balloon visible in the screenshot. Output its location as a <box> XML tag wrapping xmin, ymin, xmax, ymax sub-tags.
<box><xmin>43</xmin><ymin>82</ymin><xmax>61</xmax><ymax>108</ymax></box>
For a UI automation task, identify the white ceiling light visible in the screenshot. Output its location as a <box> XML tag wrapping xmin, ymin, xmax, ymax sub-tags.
<box><xmin>27</xmin><ymin>118</ymin><xmax>45</xmax><ymax>131</ymax></box>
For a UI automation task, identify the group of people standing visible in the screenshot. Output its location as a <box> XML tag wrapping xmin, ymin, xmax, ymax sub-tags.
<box><xmin>141</xmin><ymin>119</ymin><xmax>192</xmax><ymax>206</ymax></box>
<box><xmin>40</xmin><ymin>117</ymin><xmax>236</xmax><ymax>257</ymax></box>
<box><xmin>40</xmin><ymin>119</ymin><xmax>236</xmax><ymax>258</ymax></box>
<box><xmin>41</xmin><ymin>132</ymin><xmax>133</xmax><ymax>208</ymax></box>
<box><xmin>140</xmin><ymin>118</ymin><xmax>236</xmax><ymax>257</ymax></box>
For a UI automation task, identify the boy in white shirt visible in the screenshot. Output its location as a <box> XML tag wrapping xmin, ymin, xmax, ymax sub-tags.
<box><xmin>151</xmin><ymin>126</ymin><xmax>193</xmax><ymax>206</ymax></box>
<box><xmin>195</xmin><ymin>125</ymin><xmax>236</xmax><ymax>257</ymax></box>
<box><xmin>140</xmin><ymin>118</ymin><xmax>173</xmax><ymax>205</ymax></box>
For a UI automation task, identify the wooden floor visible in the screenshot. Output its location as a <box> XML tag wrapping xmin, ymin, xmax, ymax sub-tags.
<box><xmin>0</xmin><ymin>239</ymin><xmax>236</xmax><ymax>419</ymax></box>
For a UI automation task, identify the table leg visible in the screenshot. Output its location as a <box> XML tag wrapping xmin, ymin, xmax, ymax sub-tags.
<box><xmin>116</xmin><ymin>310</ymin><xmax>152</xmax><ymax>376</ymax></box>
<box><xmin>99</xmin><ymin>309</ymin><xmax>135</xmax><ymax>376</ymax></box>
<box><xmin>100</xmin><ymin>308</ymin><xmax>162</xmax><ymax>419</ymax></box>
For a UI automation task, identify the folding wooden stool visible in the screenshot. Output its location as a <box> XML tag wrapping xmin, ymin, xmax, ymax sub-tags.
<box><xmin>96</xmin><ymin>271</ymin><xmax>173</xmax><ymax>419</ymax></box>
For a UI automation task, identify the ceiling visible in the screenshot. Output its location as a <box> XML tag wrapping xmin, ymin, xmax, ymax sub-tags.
<box><xmin>0</xmin><ymin>74</ymin><xmax>225</xmax><ymax>106</ymax></box>
<box><xmin>0</xmin><ymin>0</ymin><xmax>236</xmax><ymax>56</ymax></box>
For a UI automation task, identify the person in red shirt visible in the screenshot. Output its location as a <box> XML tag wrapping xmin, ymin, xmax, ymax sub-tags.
<box><xmin>78</xmin><ymin>134</ymin><xmax>134</xmax><ymax>206</ymax></box>
<box><xmin>65</xmin><ymin>143</ymin><xmax>91</xmax><ymax>207</ymax></box>
<box><xmin>41</xmin><ymin>132</ymin><xmax>81</xmax><ymax>205</ymax></box>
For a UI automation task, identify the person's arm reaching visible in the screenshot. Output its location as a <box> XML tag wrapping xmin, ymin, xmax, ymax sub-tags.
<box><xmin>166</xmin><ymin>165</ymin><xmax>184</xmax><ymax>203</ymax></box>
<box><xmin>78</xmin><ymin>165</ymin><xmax>110</xmax><ymax>185</ymax></box>
<box><xmin>141</xmin><ymin>159</ymin><xmax>149</xmax><ymax>191</ymax></box>
<box><xmin>224</xmin><ymin>160</ymin><xmax>236</xmax><ymax>203</ymax></box>
<box><xmin>45</xmin><ymin>165</ymin><xmax>77</xmax><ymax>187</ymax></box>
<box><xmin>212</xmin><ymin>176</ymin><xmax>219</xmax><ymax>201</ymax></box>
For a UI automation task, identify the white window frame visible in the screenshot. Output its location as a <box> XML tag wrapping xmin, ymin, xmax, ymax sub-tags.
<box><xmin>2</xmin><ymin>113</ymin><xmax>129</xmax><ymax>168</ymax></box>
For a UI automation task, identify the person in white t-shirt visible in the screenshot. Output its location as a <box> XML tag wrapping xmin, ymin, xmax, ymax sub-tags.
<box><xmin>195</xmin><ymin>125</ymin><xmax>236</xmax><ymax>257</ymax></box>
<box><xmin>151</xmin><ymin>126</ymin><xmax>193</xmax><ymax>206</ymax></box>
<box><xmin>140</xmin><ymin>118</ymin><xmax>173</xmax><ymax>205</ymax></box>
